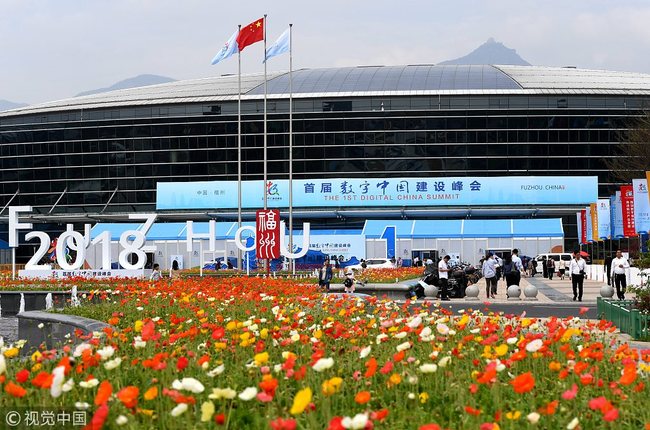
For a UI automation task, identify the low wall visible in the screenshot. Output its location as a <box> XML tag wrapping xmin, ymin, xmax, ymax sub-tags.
<box><xmin>17</xmin><ymin>311</ymin><xmax>111</xmax><ymax>355</ymax></box>
<box><xmin>585</xmin><ymin>265</ymin><xmax>643</xmax><ymax>285</ymax></box>
<box><xmin>0</xmin><ymin>291</ymin><xmax>92</xmax><ymax>316</ymax></box>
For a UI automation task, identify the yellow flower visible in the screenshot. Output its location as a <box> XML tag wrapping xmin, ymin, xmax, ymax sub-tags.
<box><xmin>506</xmin><ymin>411</ymin><xmax>521</xmax><ymax>420</ymax></box>
<box><xmin>254</xmin><ymin>352</ymin><xmax>269</xmax><ymax>366</ymax></box>
<box><xmin>31</xmin><ymin>351</ymin><xmax>42</xmax><ymax>362</ymax></box>
<box><xmin>561</xmin><ymin>328</ymin><xmax>581</xmax><ymax>343</ymax></box>
<box><xmin>290</xmin><ymin>387</ymin><xmax>312</xmax><ymax>415</ymax></box>
<box><xmin>322</xmin><ymin>377</ymin><xmax>343</xmax><ymax>396</ymax></box>
<box><xmin>388</xmin><ymin>373</ymin><xmax>402</xmax><ymax>386</ymax></box>
<box><xmin>260</xmin><ymin>328</ymin><xmax>269</xmax><ymax>339</ymax></box>
<box><xmin>494</xmin><ymin>344</ymin><xmax>508</xmax><ymax>357</ymax></box>
<box><xmin>313</xmin><ymin>330</ymin><xmax>323</xmax><ymax>339</ymax></box>
<box><xmin>134</xmin><ymin>320</ymin><xmax>143</xmax><ymax>333</ymax></box>
<box><xmin>419</xmin><ymin>392</ymin><xmax>429</xmax><ymax>404</ymax></box>
<box><xmin>214</xmin><ymin>342</ymin><xmax>227</xmax><ymax>351</ymax></box>
<box><xmin>3</xmin><ymin>348</ymin><xmax>19</xmax><ymax>359</ymax></box>
<box><xmin>226</xmin><ymin>321</ymin><xmax>237</xmax><ymax>331</ymax></box>
<box><xmin>200</xmin><ymin>401</ymin><xmax>215</xmax><ymax>422</ymax></box>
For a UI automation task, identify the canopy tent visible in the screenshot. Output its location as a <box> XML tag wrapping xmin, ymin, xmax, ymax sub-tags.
<box><xmin>362</xmin><ymin>218</ymin><xmax>563</xmax><ymax>239</ymax></box>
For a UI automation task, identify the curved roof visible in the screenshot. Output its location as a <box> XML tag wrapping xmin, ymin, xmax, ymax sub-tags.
<box><xmin>4</xmin><ymin>64</ymin><xmax>650</xmax><ymax>117</ymax></box>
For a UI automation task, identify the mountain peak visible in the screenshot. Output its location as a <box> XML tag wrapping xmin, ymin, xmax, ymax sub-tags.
<box><xmin>75</xmin><ymin>74</ymin><xmax>176</xmax><ymax>97</ymax></box>
<box><xmin>439</xmin><ymin>38</ymin><xmax>531</xmax><ymax>66</ymax></box>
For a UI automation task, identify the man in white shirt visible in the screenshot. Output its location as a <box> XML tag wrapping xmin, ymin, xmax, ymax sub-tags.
<box><xmin>569</xmin><ymin>252</ymin><xmax>587</xmax><ymax>301</ymax></box>
<box><xmin>438</xmin><ymin>255</ymin><xmax>451</xmax><ymax>301</ymax></box>
<box><xmin>611</xmin><ymin>250</ymin><xmax>630</xmax><ymax>300</ymax></box>
<box><xmin>511</xmin><ymin>249</ymin><xmax>524</xmax><ymax>285</ymax></box>
<box><xmin>482</xmin><ymin>253</ymin><xmax>498</xmax><ymax>299</ymax></box>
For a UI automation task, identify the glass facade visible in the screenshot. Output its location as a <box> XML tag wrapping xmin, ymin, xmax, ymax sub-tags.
<box><xmin>0</xmin><ymin>93</ymin><xmax>647</xmax><ymax>217</ymax></box>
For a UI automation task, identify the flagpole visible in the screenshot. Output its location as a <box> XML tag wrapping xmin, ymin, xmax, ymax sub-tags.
<box><xmin>263</xmin><ymin>14</ymin><xmax>269</xmax><ymax>275</ymax></box>
<box><xmin>237</xmin><ymin>24</ymin><xmax>243</xmax><ymax>271</ymax></box>
<box><xmin>263</xmin><ymin>14</ymin><xmax>268</xmax><ymax>211</ymax></box>
<box><xmin>288</xmin><ymin>24</ymin><xmax>294</xmax><ymax>275</ymax></box>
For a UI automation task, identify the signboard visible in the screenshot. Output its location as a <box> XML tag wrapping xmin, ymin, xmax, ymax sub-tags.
<box><xmin>596</xmin><ymin>199</ymin><xmax>611</xmax><ymax>240</ymax></box>
<box><xmin>19</xmin><ymin>269</ymin><xmax>146</xmax><ymax>279</ymax></box>
<box><xmin>590</xmin><ymin>203</ymin><xmax>599</xmax><ymax>241</ymax></box>
<box><xmin>577</xmin><ymin>212</ymin><xmax>583</xmax><ymax>245</ymax></box>
<box><xmin>156</xmin><ymin>176</ymin><xmax>599</xmax><ymax>210</ymax></box>
<box><xmin>610</xmin><ymin>192</ymin><xmax>624</xmax><ymax>238</ymax></box>
<box><xmin>621</xmin><ymin>185</ymin><xmax>636</xmax><ymax>237</ymax></box>
<box><xmin>256</xmin><ymin>210</ymin><xmax>280</xmax><ymax>259</ymax></box>
<box><xmin>580</xmin><ymin>209</ymin><xmax>587</xmax><ymax>244</ymax></box>
<box><xmin>585</xmin><ymin>206</ymin><xmax>593</xmax><ymax>242</ymax></box>
<box><xmin>291</xmin><ymin>232</ymin><xmax>366</xmax><ymax>263</ymax></box>
<box><xmin>633</xmin><ymin>179</ymin><xmax>650</xmax><ymax>234</ymax></box>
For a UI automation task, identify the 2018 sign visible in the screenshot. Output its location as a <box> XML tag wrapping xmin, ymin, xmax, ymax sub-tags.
<box><xmin>8</xmin><ymin>206</ymin><xmax>310</xmax><ymax>278</ymax></box>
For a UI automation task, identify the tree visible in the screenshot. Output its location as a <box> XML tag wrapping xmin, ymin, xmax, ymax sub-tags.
<box><xmin>604</xmin><ymin>112</ymin><xmax>650</xmax><ymax>183</ymax></box>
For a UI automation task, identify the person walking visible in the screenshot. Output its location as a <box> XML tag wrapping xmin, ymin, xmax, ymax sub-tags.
<box><xmin>569</xmin><ymin>253</ymin><xmax>586</xmax><ymax>301</ymax></box>
<box><xmin>318</xmin><ymin>261</ymin><xmax>333</xmax><ymax>292</ymax></box>
<box><xmin>558</xmin><ymin>258</ymin><xmax>566</xmax><ymax>280</ymax></box>
<box><xmin>531</xmin><ymin>258</ymin><xmax>538</xmax><ymax>277</ymax></box>
<box><xmin>546</xmin><ymin>257</ymin><xmax>555</xmax><ymax>280</ymax></box>
<box><xmin>438</xmin><ymin>255</ymin><xmax>451</xmax><ymax>301</ymax></box>
<box><xmin>611</xmin><ymin>250</ymin><xmax>630</xmax><ymax>300</ymax></box>
<box><xmin>511</xmin><ymin>249</ymin><xmax>523</xmax><ymax>286</ymax></box>
<box><xmin>604</xmin><ymin>255</ymin><xmax>613</xmax><ymax>287</ymax></box>
<box><xmin>482</xmin><ymin>253</ymin><xmax>498</xmax><ymax>299</ymax></box>
<box><xmin>541</xmin><ymin>256</ymin><xmax>548</xmax><ymax>278</ymax></box>
<box><xmin>502</xmin><ymin>253</ymin><xmax>519</xmax><ymax>292</ymax></box>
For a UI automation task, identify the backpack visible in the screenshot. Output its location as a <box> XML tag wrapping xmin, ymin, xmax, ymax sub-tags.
<box><xmin>344</xmin><ymin>278</ymin><xmax>354</xmax><ymax>288</ymax></box>
<box><xmin>503</xmin><ymin>262</ymin><xmax>513</xmax><ymax>276</ymax></box>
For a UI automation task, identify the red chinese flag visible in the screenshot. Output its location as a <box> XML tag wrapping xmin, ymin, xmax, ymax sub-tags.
<box><xmin>237</xmin><ymin>17</ymin><xmax>264</xmax><ymax>51</ymax></box>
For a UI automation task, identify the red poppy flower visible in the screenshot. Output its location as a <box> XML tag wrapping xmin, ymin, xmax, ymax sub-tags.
<box><xmin>510</xmin><ymin>372</ymin><xmax>535</xmax><ymax>394</ymax></box>
<box><xmin>270</xmin><ymin>417</ymin><xmax>297</xmax><ymax>430</ymax></box>
<box><xmin>16</xmin><ymin>369</ymin><xmax>29</xmax><ymax>384</ymax></box>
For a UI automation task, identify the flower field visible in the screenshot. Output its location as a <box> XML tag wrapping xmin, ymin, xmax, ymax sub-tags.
<box><xmin>1</xmin><ymin>277</ymin><xmax>650</xmax><ymax>429</ymax></box>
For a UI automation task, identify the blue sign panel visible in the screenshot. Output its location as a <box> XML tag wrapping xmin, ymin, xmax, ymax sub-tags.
<box><xmin>156</xmin><ymin>176</ymin><xmax>599</xmax><ymax>210</ymax></box>
<box><xmin>633</xmin><ymin>179</ymin><xmax>650</xmax><ymax>234</ymax></box>
<box><xmin>610</xmin><ymin>192</ymin><xmax>624</xmax><ymax>238</ymax></box>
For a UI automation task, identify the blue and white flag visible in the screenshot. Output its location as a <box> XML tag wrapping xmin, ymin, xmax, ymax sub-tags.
<box><xmin>264</xmin><ymin>28</ymin><xmax>290</xmax><ymax>62</ymax></box>
<box><xmin>211</xmin><ymin>29</ymin><xmax>239</xmax><ymax>65</ymax></box>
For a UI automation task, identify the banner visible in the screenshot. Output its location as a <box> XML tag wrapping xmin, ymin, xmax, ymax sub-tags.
<box><xmin>610</xmin><ymin>192</ymin><xmax>624</xmax><ymax>238</ymax></box>
<box><xmin>590</xmin><ymin>203</ymin><xmax>598</xmax><ymax>241</ymax></box>
<box><xmin>633</xmin><ymin>179</ymin><xmax>650</xmax><ymax>234</ymax></box>
<box><xmin>156</xmin><ymin>176</ymin><xmax>599</xmax><ymax>210</ymax></box>
<box><xmin>577</xmin><ymin>212</ymin><xmax>584</xmax><ymax>244</ymax></box>
<box><xmin>256</xmin><ymin>210</ymin><xmax>281</xmax><ymax>259</ymax></box>
<box><xmin>596</xmin><ymin>199</ymin><xmax>611</xmax><ymax>240</ymax></box>
<box><xmin>621</xmin><ymin>185</ymin><xmax>636</xmax><ymax>237</ymax></box>
<box><xmin>580</xmin><ymin>209</ymin><xmax>587</xmax><ymax>244</ymax></box>
<box><xmin>585</xmin><ymin>206</ymin><xmax>593</xmax><ymax>242</ymax></box>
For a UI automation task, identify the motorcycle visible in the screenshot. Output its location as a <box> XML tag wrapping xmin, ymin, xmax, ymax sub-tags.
<box><xmin>407</xmin><ymin>262</ymin><xmax>481</xmax><ymax>299</ymax></box>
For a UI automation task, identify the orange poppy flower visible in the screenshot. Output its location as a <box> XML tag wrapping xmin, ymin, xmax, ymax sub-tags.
<box><xmin>117</xmin><ymin>386</ymin><xmax>139</xmax><ymax>409</ymax></box>
<box><xmin>619</xmin><ymin>364</ymin><xmax>637</xmax><ymax>386</ymax></box>
<box><xmin>355</xmin><ymin>391</ymin><xmax>371</xmax><ymax>404</ymax></box>
<box><xmin>510</xmin><ymin>372</ymin><xmax>535</xmax><ymax>394</ymax></box>
<box><xmin>144</xmin><ymin>386</ymin><xmax>158</xmax><ymax>400</ymax></box>
<box><xmin>5</xmin><ymin>381</ymin><xmax>27</xmax><ymax>398</ymax></box>
<box><xmin>94</xmin><ymin>380</ymin><xmax>113</xmax><ymax>406</ymax></box>
<box><xmin>364</xmin><ymin>357</ymin><xmax>377</xmax><ymax>378</ymax></box>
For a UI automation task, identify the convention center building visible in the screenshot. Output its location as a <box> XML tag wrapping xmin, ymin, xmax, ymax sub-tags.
<box><xmin>1</xmin><ymin>64</ymin><xmax>650</xmax><ymax>263</ymax></box>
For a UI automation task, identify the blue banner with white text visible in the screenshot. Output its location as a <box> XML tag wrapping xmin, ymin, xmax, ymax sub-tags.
<box><xmin>156</xmin><ymin>176</ymin><xmax>599</xmax><ymax>210</ymax></box>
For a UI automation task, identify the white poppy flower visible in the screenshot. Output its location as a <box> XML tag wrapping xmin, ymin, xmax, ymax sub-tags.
<box><xmin>170</xmin><ymin>403</ymin><xmax>188</xmax><ymax>417</ymax></box>
<box><xmin>312</xmin><ymin>357</ymin><xmax>334</xmax><ymax>372</ymax></box>
<box><xmin>238</xmin><ymin>387</ymin><xmax>258</xmax><ymax>401</ymax></box>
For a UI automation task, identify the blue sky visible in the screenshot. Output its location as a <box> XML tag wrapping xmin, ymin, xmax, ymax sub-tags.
<box><xmin>2</xmin><ymin>0</ymin><xmax>650</xmax><ymax>104</ymax></box>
